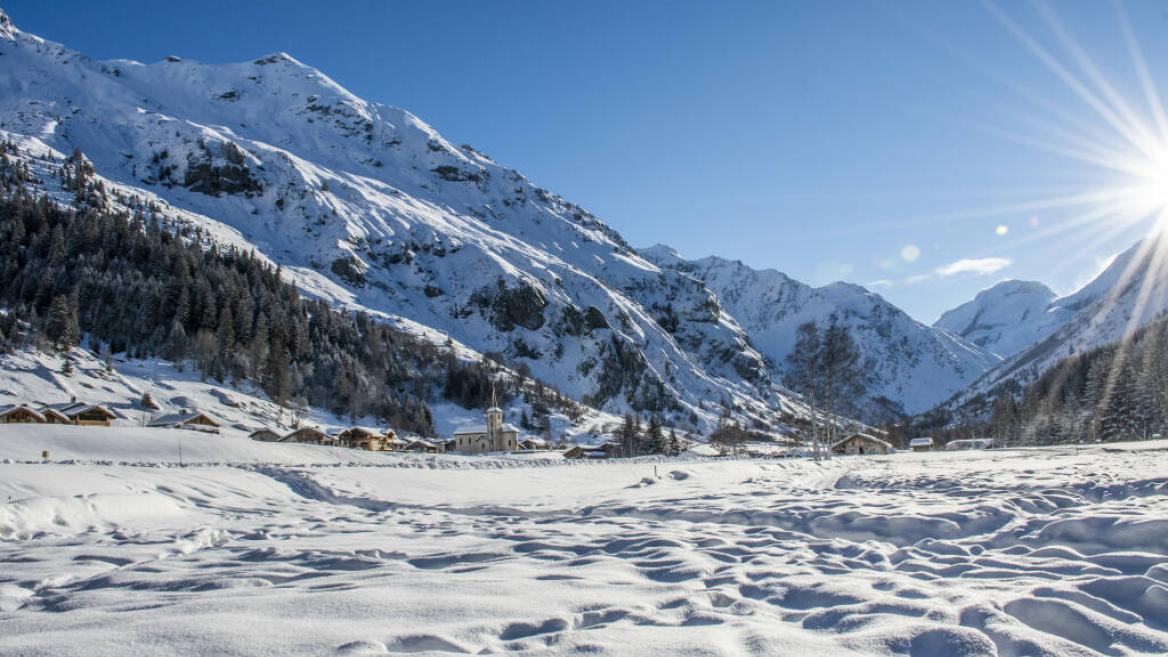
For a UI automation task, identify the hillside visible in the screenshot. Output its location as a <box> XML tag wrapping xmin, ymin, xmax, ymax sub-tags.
<box><xmin>0</xmin><ymin>10</ymin><xmax>797</xmax><ymax>432</ymax></box>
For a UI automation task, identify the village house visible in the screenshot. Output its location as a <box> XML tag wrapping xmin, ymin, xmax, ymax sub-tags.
<box><xmin>451</xmin><ymin>401</ymin><xmax>519</xmax><ymax>453</ymax></box>
<box><xmin>519</xmin><ymin>436</ymin><xmax>550</xmax><ymax>450</ymax></box>
<box><xmin>560</xmin><ymin>444</ymin><xmax>585</xmax><ymax>459</ymax></box>
<box><xmin>403</xmin><ymin>438</ymin><xmax>442</xmax><ymax>453</ymax></box>
<box><xmin>0</xmin><ymin>405</ymin><xmax>46</xmax><ymax>424</ymax></box>
<box><xmin>248</xmin><ymin>428</ymin><xmax>283</xmax><ymax>442</ymax></box>
<box><xmin>148</xmin><ymin>410</ymin><xmax>220</xmax><ymax>434</ymax></box>
<box><xmin>283</xmin><ymin>426</ymin><xmax>333</xmax><ymax>445</ymax></box>
<box><xmin>383</xmin><ymin>432</ymin><xmax>410</xmax><ymax>452</ymax></box>
<box><xmin>908</xmin><ymin>437</ymin><xmax>935</xmax><ymax>452</ymax></box>
<box><xmin>336</xmin><ymin>427</ymin><xmax>387</xmax><ymax>451</ymax></box>
<box><xmin>831</xmin><ymin>433</ymin><xmax>893</xmax><ymax>456</ymax></box>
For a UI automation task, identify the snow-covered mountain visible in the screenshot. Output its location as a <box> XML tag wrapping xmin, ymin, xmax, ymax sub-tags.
<box><xmin>939</xmin><ymin>234</ymin><xmax>1168</xmax><ymax>414</ymax></box>
<box><xmin>0</xmin><ymin>10</ymin><xmax>796</xmax><ymax>430</ymax></box>
<box><xmin>641</xmin><ymin>246</ymin><xmax>1000</xmax><ymax>417</ymax></box>
<box><xmin>933</xmin><ymin>280</ymin><xmax>1068</xmax><ymax>359</ymax></box>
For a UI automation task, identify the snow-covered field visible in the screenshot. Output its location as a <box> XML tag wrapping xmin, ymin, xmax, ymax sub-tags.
<box><xmin>1</xmin><ymin>428</ymin><xmax>1166</xmax><ymax>656</ymax></box>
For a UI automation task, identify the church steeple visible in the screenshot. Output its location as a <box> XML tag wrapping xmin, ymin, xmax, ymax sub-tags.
<box><xmin>486</xmin><ymin>384</ymin><xmax>503</xmax><ymax>450</ymax></box>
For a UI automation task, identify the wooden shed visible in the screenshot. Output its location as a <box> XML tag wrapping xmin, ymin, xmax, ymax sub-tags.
<box><xmin>831</xmin><ymin>433</ymin><xmax>893</xmax><ymax>456</ymax></box>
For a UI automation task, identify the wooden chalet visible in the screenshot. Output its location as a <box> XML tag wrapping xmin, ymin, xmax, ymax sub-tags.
<box><xmin>403</xmin><ymin>438</ymin><xmax>441</xmax><ymax>453</ymax></box>
<box><xmin>41</xmin><ymin>401</ymin><xmax>118</xmax><ymax>426</ymax></box>
<box><xmin>40</xmin><ymin>407</ymin><xmax>72</xmax><ymax>424</ymax></box>
<box><xmin>519</xmin><ymin>437</ymin><xmax>550</xmax><ymax>450</ymax></box>
<box><xmin>148</xmin><ymin>410</ymin><xmax>220</xmax><ymax>434</ymax></box>
<box><xmin>336</xmin><ymin>427</ymin><xmax>387</xmax><ymax>451</ymax></box>
<box><xmin>0</xmin><ymin>405</ymin><xmax>46</xmax><ymax>424</ymax></box>
<box><xmin>248</xmin><ymin>428</ymin><xmax>283</xmax><ymax>442</ymax></box>
<box><xmin>283</xmin><ymin>426</ymin><xmax>332</xmax><ymax>445</ymax></box>
<box><xmin>831</xmin><ymin>433</ymin><xmax>892</xmax><ymax>456</ymax></box>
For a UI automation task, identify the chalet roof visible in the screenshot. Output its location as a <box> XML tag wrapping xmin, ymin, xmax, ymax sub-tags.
<box><xmin>249</xmin><ymin>428</ymin><xmax>281</xmax><ymax>437</ymax></box>
<box><xmin>40</xmin><ymin>401</ymin><xmax>119</xmax><ymax>419</ymax></box>
<box><xmin>831</xmin><ymin>433</ymin><xmax>893</xmax><ymax>450</ymax></box>
<box><xmin>148</xmin><ymin>410</ymin><xmax>220</xmax><ymax>428</ymax></box>
<box><xmin>283</xmin><ymin>426</ymin><xmax>328</xmax><ymax>441</ymax></box>
<box><xmin>909</xmin><ymin>437</ymin><xmax>935</xmax><ymax>447</ymax></box>
<box><xmin>0</xmin><ymin>405</ymin><xmax>45</xmax><ymax>421</ymax></box>
<box><xmin>337</xmin><ymin>426</ymin><xmax>384</xmax><ymax>437</ymax></box>
<box><xmin>40</xmin><ymin>407</ymin><xmax>71</xmax><ymax>422</ymax></box>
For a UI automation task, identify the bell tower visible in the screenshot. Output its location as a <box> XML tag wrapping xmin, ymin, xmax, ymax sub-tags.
<box><xmin>486</xmin><ymin>385</ymin><xmax>503</xmax><ymax>450</ymax></box>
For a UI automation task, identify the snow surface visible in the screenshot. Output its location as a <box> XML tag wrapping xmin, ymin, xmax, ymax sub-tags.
<box><xmin>2</xmin><ymin>426</ymin><xmax>1166</xmax><ymax>656</ymax></box>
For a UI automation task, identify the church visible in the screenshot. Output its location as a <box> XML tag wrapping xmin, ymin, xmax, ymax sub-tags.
<box><xmin>451</xmin><ymin>398</ymin><xmax>520</xmax><ymax>453</ymax></box>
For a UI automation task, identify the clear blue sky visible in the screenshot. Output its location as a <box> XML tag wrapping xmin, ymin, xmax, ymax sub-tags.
<box><xmin>8</xmin><ymin>0</ymin><xmax>1168</xmax><ymax>322</ymax></box>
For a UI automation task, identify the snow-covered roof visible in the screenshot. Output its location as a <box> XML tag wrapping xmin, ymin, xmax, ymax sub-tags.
<box><xmin>336</xmin><ymin>426</ymin><xmax>385</xmax><ymax>436</ymax></box>
<box><xmin>40</xmin><ymin>402</ymin><xmax>118</xmax><ymax>419</ymax></box>
<box><xmin>452</xmin><ymin>423</ymin><xmax>519</xmax><ymax>435</ymax></box>
<box><xmin>147</xmin><ymin>410</ymin><xmax>219</xmax><ymax>428</ymax></box>
<box><xmin>832</xmin><ymin>433</ymin><xmax>892</xmax><ymax>450</ymax></box>
<box><xmin>0</xmin><ymin>405</ymin><xmax>45</xmax><ymax>421</ymax></box>
<box><xmin>909</xmin><ymin>437</ymin><xmax>934</xmax><ymax>447</ymax></box>
<box><xmin>945</xmin><ymin>438</ymin><xmax>997</xmax><ymax>450</ymax></box>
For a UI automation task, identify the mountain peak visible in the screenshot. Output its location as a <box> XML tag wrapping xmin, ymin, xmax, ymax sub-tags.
<box><xmin>934</xmin><ymin>277</ymin><xmax>1063</xmax><ymax>359</ymax></box>
<box><xmin>0</xmin><ymin>8</ymin><xmax>15</xmax><ymax>39</ymax></box>
<box><xmin>254</xmin><ymin>52</ymin><xmax>303</xmax><ymax>67</ymax></box>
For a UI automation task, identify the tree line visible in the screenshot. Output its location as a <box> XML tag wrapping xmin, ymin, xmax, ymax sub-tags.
<box><xmin>914</xmin><ymin>313</ymin><xmax>1168</xmax><ymax>446</ymax></box>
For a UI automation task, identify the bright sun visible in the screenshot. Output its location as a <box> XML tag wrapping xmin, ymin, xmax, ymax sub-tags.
<box><xmin>1128</xmin><ymin>147</ymin><xmax>1168</xmax><ymax>220</ymax></box>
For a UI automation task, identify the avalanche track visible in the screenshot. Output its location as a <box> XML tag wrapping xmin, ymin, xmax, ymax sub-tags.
<box><xmin>1</xmin><ymin>438</ymin><xmax>1166</xmax><ymax>656</ymax></box>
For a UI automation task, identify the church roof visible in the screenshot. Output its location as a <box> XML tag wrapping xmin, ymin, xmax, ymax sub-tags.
<box><xmin>452</xmin><ymin>423</ymin><xmax>519</xmax><ymax>435</ymax></box>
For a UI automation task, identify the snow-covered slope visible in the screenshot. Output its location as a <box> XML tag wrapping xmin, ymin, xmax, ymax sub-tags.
<box><xmin>0</xmin><ymin>344</ymin><xmax>626</xmax><ymax>447</ymax></box>
<box><xmin>933</xmin><ymin>279</ymin><xmax>1068</xmax><ymax>359</ymax></box>
<box><xmin>942</xmin><ymin>234</ymin><xmax>1168</xmax><ymax>412</ymax></box>
<box><xmin>0</xmin><ymin>10</ymin><xmax>796</xmax><ymax>430</ymax></box>
<box><xmin>642</xmin><ymin>246</ymin><xmax>999</xmax><ymax>417</ymax></box>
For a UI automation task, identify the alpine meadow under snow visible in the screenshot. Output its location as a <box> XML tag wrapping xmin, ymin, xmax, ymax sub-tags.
<box><xmin>2</xmin><ymin>5</ymin><xmax>1168</xmax><ymax>657</ymax></box>
<box><xmin>1</xmin><ymin>429</ymin><xmax>1166</xmax><ymax>657</ymax></box>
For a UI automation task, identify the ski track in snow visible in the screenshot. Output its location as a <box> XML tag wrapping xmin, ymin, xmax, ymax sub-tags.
<box><xmin>1</xmin><ymin>437</ymin><xmax>1167</xmax><ymax>656</ymax></box>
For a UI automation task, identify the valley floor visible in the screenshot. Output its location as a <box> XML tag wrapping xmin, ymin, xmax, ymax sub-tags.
<box><xmin>1</xmin><ymin>428</ymin><xmax>1166</xmax><ymax>656</ymax></box>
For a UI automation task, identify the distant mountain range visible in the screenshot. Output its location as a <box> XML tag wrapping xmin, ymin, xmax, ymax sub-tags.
<box><xmin>2</xmin><ymin>7</ymin><xmax>1165</xmax><ymax>429</ymax></box>
<box><xmin>641</xmin><ymin>246</ymin><xmax>998</xmax><ymax>417</ymax></box>
<box><xmin>937</xmin><ymin>235</ymin><xmax>1168</xmax><ymax>416</ymax></box>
